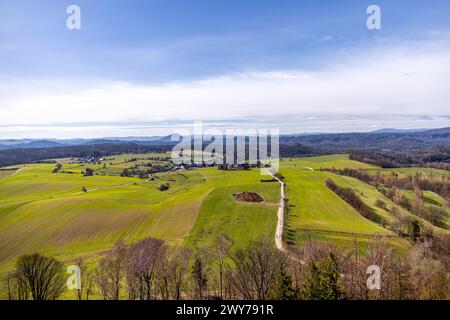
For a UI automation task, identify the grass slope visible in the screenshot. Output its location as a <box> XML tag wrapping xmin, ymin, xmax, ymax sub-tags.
<box><xmin>0</xmin><ymin>161</ymin><xmax>278</xmax><ymax>273</ymax></box>
<box><xmin>280</xmin><ymin>155</ymin><xmax>410</xmax><ymax>252</ymax></box>
<box><xmin>186</xmin><ymin>182</ymin><xmax>279</xmax><ymax>249</ymax></box>
<box><xmin>1</xmin><ymin>153</ymin><xmax>428</xmax><ymax>273</ymax></box>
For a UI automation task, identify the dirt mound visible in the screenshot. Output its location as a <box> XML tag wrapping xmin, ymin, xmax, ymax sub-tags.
<box><xmin>233</xmin><ymin>192</ymin><xmax>264</xmax><ymax>203</ymax></box>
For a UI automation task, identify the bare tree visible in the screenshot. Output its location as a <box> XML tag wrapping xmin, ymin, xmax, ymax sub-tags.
<box><xmin>126</xmin><ymin>238</ymin><xmax>167</xmax><ymax>300</ymax></box>
<box><xmin>97</xmin><ymin>239</ymin><xmax>128</xmax><ymax>300</ymax></box>
<box><xmin>214</xmin><ymin>233</ymin><xmax>233</xmax><ymax>299</ymax></box>
<box><xmin>72</xmin><ymin>257</ymin><xmax>96</xmax><ymax>300</ymax></box>
<box><xmin>85</xmin><ymin>269</ymin><xmax>96</xmax><ymax>300</ymax></box>
<box><xmin>1</xmin><ymin>272</ymin><xmax>27</xmax><ymax>300</ymax></box>
<box><xmin>223</xmin><ymin>269</ymin><xmax>237</xmax><ymax>299</ymax></box>
<box><xmin>192</xmin><ymin>256</ymin><xmax>208</xmax><ymax>299</ymax></box>
<box><xmin>384</xmin><ymin>257</ymin><xmax>414</xmax><ymax>299</ymax></box>
<box><xmin>155</xmin><ymin>246</ymin><xmax>191</xmax><ymax>300</ymax></box>
<box><xmin>361</xmin><ymin>237</ymin><xmax>393</xmax><ymax>299</ymax></box>
<box><xmin>73</xmin><ymin>257</ymin><xmax>85</xmax><ymax>300</ymax></box>
<box><xmin>169</xmin><ymin>247</ymin><xmax>191</xmax><ymax>300</ymax></box>
<box><xmin>230</xmin><ymin>237</ymin><xmax>283</xmax><ymax>300</ymax></box>
<box><xmin>407</xmin><ymin>242</ymin><xmax>448</xmax><ymax>299</ymax></box>
<box><xmin>13</xmin><ymin>253</ymin><xmax>65</xmax><ymax>300</ymax></box>
<box><xmin>156</xmin><ymin>258</ymin><xmax>170</xmax><ymax>300</ymax></box>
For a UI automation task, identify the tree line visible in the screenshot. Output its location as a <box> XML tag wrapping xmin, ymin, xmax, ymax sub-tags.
<box><xmin>325</xmin><ymin>179</ymin><xmax>386</xmax><ymax>225</ymax></box>
<box><xmin>321</xmin><ymin>168</ymin><xmax>449</xmax><ymax>231</ymax></box>
<box><xmin>349</xmin><ymin>150</ymin><xmax>450</xmax><ymax>171</ymax></box>
<box><xmin>2</xmin><ymin>235</ymin><xmax>449</xmax><ymax>300</ymax></box>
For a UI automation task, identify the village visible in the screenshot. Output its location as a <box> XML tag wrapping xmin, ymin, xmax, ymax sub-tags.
<box><xmin>63</xmin><ymin>153</ymin><xmax>271</xmax><ymax>180</ymax></box>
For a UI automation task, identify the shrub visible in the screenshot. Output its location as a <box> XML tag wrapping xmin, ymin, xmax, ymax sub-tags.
<box><xmin>52</xmin><ymin>163</ymin><xmax>62</xmax><ymax>173</ymax></box>
<box><xmin>409</xmin><ymin>220</ymin><xmax>421</xmax><ymax>243</ymax></box>
<box><xmin>424</xmin><ymin>206</ymin><xmax>448</xmax><ymax>229</ymax></box>
<box><xmin>375</xmin><ymin>199</ymin><xmax>387</xmax><ymax>210</ymax></box>
<box><xmin>326</xmin><ymin>179</ymin><xmax>384</xmax><ymax>224</ymax></box>
<box><xmin>159</xmin><ymin>183</ymin><xmax>170</xmax><ymax>191</ymax></box>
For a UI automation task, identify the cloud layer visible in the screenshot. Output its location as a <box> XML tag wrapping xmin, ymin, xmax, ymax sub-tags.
<box><xmin>1</xmin><ymin>39</ymin><xmax>449</xmax><ymax>137</ymax></box>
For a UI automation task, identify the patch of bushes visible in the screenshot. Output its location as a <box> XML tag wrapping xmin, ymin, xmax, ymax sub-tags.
<box><xmin>51</xmin><ymin>163</ymin><xmax>62</xmax><ymax>173</ymax></box>
<box><xmin>375</xmin><ymin>199</ymin><xmax>387</xmax><ymax>210</ymax></box>
<box><xmin>325</xmin><ymin>179</ymin><xmax>384</xmax><ymax>225</ymax></box>
<box><xmin>424</xmin><ymin>206</ymin><xmax>448</xmax><ymax>229</ymax></box>
<box><xmin>274</xmin><ymin>172</ymin><xmax>285</xmax><ymax>181</ymax></box>
<box><xmin>158</xmin><ymin>183</ymin><xmax>170</xmax><ymax>191</ymax></box>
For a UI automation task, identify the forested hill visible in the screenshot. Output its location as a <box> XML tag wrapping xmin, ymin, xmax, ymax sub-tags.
<box><xmin>0</xmin><ymin>127</ymin><xmax>448</xmax><ymax>167</ymax></box>
<box><xmin>279</xmin><ymin>127</ymin><xmax>450</xmax><ymax>152</ymax></box>
<box><xmin>0</xmin><ymin>144</ymin><xmax>172</xmax><ymax>167</ymax></box>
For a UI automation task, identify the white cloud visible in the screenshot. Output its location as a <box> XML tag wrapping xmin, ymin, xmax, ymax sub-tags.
<box><xmin>0</xmin><ymin>39</ymin><xmax>450</xmax><ymax>133</ymax></box>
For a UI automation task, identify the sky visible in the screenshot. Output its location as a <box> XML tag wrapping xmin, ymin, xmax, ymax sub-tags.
<box><xmin>1</xmin><ymin>0</ymin><xmax>450</xmax><ymax>138</ymax></box>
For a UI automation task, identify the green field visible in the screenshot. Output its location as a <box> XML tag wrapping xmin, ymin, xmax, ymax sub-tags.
<box><xmin>279</xmin><ymin>156</ymin><xmax>410</xmax><ymax>252</ymax></box>
<box><xmin>0</xmin><ymin>159</ymin><xmax>277</xmax><ymax>273</ymax></box>
<box><xmin>186</xmin><ymin>182</ymin><xmax>279</xmax><ymax>249</ymax></box>
<box><xmin>369</xmin><ymin>167</ymin><xmax>450</xmax><ymax>179</ymax></box>
<box><xmin>2</xmin><ymin>152</ymin><xmax>447</xmax><ymax>275</ymax></box>
<box><xmin>0</xmin><ymin>170</ymin><xmax>16</xmax><ymax>179</ymax></box>
<box><xmin>282</xmin><ymin>154</ymin><xmax>378</xmax><ymax>170</ymax></box>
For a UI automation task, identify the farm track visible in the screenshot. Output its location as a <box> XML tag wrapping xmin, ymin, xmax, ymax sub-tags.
<box><xmin>271</xmin><ymin>173</ymin><xmax>286</xmax><ymax>252</ymax></box>
<box><xmin>271</xmin><ymin>168</ymin><xmax>312</xmax><ymax>264</ymax></box>
<box><xmin>0</xmin><ymin>200</ymin><xmax>31</xmax><ymax>208</ymax></box>
<box><xmin>10</xmin><ymin>168</ymin><xmax>25</xmax><ymax>176</ymax></box>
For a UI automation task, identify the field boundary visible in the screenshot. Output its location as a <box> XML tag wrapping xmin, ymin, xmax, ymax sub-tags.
<box><xmin>295</xmin><ymin>228</ymin><xmax>402</xmax><ymax>239</ymax></box>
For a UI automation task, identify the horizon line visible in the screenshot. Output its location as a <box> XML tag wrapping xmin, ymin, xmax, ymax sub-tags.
<box><xmin>0</xmin><ymin>126</ymin><xmax>448</xmax><ymax>141</ymax></box>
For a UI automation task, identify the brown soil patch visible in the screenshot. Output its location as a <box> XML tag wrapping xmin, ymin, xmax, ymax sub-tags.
<box><xmin>233</xmin><ymin>192</ymin><xmax>264</xmax><ymax>203</ymax></box>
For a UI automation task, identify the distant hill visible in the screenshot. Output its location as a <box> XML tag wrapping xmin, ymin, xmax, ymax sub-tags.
<box><xmin>1</xmin><ymin>128</ymin><xmax>448</xmax><ymax>151</ymax></box>
<box><xmin>279</xmin><ymin>127</ymin><xmax>450</xmax><ymax>152</ymax></box>
<box><xmin>0</xmin><ymin>127</ymin><xmax>448</xmax><ymax>167</ymax></box>
<box><xmin>0</xmin><ymin>136</ymin><xmax>176</xmax><ymax>150</ymax></box>
<box><xmin>0</xmin><ymin>140</ymin><xmax>65</xmax><ymax>150</ymax></box>
<box><xmin>370</xmin><ymin>128</ymin><xmax>428</xmax><ymax>134</ymax></box>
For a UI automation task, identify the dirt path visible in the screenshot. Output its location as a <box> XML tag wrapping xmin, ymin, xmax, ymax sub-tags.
<box><xmin>0</xmin><ymin>200</ymin><xmax>30</xmax><ymax>208</ymax></box>
<box><xmin>6</xmin><ymin>167</ymin><xmax>25</xmax><ymax>177</ymax></box>
<box><xmin>270</xmin><ymin>171</ymin><xmax>305</xmax><ymax>264</ymax></box>
<box><xmin>270</xmin><ymin>172</ymin><xmax>286</xmax><ymax>252</ymax></box>
<box><xmin>11</xmin><ymin>168</ymin><xmax>24</xmax><ymax>176</ymax></box>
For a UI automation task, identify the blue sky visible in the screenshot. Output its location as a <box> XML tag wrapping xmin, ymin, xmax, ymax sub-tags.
<box><xmin>1</xmin><ymin>0</ymin><xmax>450</xmax><ymax>138</ymax></box>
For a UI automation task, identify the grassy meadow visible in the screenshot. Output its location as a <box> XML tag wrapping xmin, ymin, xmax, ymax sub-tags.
<box><xmin>1</xmin><ymin>152</ymin><xmax>448</xmax><ymax>278</ymax></box>
<box><xmin>0</xmin><ymin>158</ymin><xmax>277</xmax><ymax>273</ymax></box>
<box><xmin>279</xmin><ymin>155</ymin><xmax>449</xmax><ymax>251</ymax></box>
